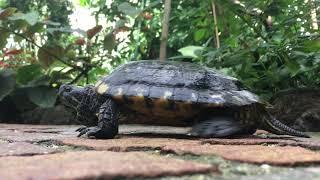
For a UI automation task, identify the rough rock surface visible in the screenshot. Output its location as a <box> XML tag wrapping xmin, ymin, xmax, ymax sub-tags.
<box><xmin>1</xmin><ymin>124</ymin><xmax>320</xmax><ymax>179</ymax></box>
<box><xmin>270</xmin><ymin>88</ymin><xmax>320</xmax><ymax>131</ymax></box>
<box><xmin>0</xmin><ymin>151</ymin><xmax>216</xmax><ymax>179</ymax></box>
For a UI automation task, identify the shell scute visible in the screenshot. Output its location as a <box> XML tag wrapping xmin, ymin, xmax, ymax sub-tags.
<box><xmin>98</xmin><ymin>60</ymin><xmax>260</xmax><ymax>109</ymax></box>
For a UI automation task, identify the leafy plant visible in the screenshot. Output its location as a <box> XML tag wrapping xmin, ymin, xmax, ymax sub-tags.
<box><xmin>177</xmin><ymin>0</ymin><xmax>320</xmax><ymax>99</ymax></box>
<box><xmin>0</xmin><ymin>0</ymin><xmax>319</xmax><ymax>122</ymax></box>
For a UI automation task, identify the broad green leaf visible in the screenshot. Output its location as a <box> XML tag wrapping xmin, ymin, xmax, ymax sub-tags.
<box><xmin>103</xmin><ymin>33</ymin><xmax>116</xmax><ymax>52</ymax></box>
<box><xmin>27</xmin><ymin>86</ymin><xmax>57</xmax><ymax>108</ymax></box>
<box><xmin>147</xmin><ymin>0</ymin><xmax>161</xmax><ymax>9</ymax></box>
<box><xmin>115</xmin><ymin>19</ymin><xmax>127</xmax><ymax>29</ymax></box>
<box><xmin>118</xmin><ymin>2</ymin><xmax>141</xmax><ymax>17</ymax></box>
<box><xmin>303</xmin><ymin>40</ymin><xmax>320</xmax><ymax>52</ymax></box>
<box><xmin>0</xmin><ymin>7</ymin><xmax>16</xmax><ymax>20</ymax></box>
<box><xmin>0</xmin><ymin>69</ymin><xmax>15</xmax><ymax>101</ymax></box>
<box><xmin>47</xmin><ymin>27</ymin><xmax>86</xmax><ymax>36</ymax></box>
<box><xmin>285</xmin><ymin>60</ymin><xmax>301</xmax><ymax>77</ymax></box>
<box><xmin>194</xmin><ymin>29</ymin><xmax>206</xmax><ymax>42</ymax></box>
<box><xmin>29</xmin><ymin>75</ymin><xmax>51</xmax><ymax>87</ymax></box>
<box><xmin>26</xmin><ymin>23</ymin><xmax>44</xmax><ymax>36</ymax></box>
<box><xmin>38</xmin><ymin>46</ymin><xmax>64</xmax><ymax>68</ymax></box>
<box><xmin>0</xmin><ymin>29</ymin><xmax>9</xmax><ymax>49</ymax></box>
<box><xmin>16</xmin><ymin>64</ymin><xmax>43</xmax><ymax>85</ymax></box>
<box><xmin>9</xmin><ymin>11</ymin><xmax>40</xmax><ymax>26</ymax></box>
<box><xmin>178</xmin><ymin>46</ymin><xmax>204</xmax><ymax>58</ymax></box>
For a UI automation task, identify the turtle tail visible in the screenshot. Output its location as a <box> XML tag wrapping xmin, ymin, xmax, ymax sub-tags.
<box><xmin>262</xmin><ymin>112</ymin><xmax>310</xmax><ymax>138</ymax></box>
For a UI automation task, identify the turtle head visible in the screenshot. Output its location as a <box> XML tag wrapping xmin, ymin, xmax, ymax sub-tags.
<box><xmin>58</xmin><ymin>84</ymin><xmax>99</xmax><ymax>125</ymax></box>
<box><xmin>58</xmin><ymin>84</ymin><xmax>87</xmax><ymax>110</ymax></box>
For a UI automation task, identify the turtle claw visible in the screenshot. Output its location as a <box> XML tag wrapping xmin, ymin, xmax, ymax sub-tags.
<box><xmin>77</xmin><ymin>126</ymin><xmax>101</xmax><ymax>138</ymax></box>
<box><xmin>75</xmin><ymin>126</ymin><xmax>87</xmax><ymax>132</ymax></box>
<box><xmin>76</xmin><ymin>126</ymin><xmax>118</xmax><ymax>139</ymax></box>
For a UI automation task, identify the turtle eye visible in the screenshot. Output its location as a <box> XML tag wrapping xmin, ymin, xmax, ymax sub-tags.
<box><xmin>65</xmin><ymin>86</ymin><xmax>71</xmax><ymax>91</ymax></box>
<box><xmin>63</xmin><ymin>85</ymin><xmax>72</xmax><ymax>92</ymax></box>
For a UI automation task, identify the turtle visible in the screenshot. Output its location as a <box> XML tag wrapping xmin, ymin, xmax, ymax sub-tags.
<box><xmin>58</xmin><ymin>60</ymin><xmax>310</xmax><ymax>139</ymax></box>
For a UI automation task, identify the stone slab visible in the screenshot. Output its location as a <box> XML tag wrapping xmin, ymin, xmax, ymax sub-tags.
<box><xmin>0</xmin><ymin>129</ymin><xmax>76</xmax><ymax>142</ymax></box>
<box><xmin>61</xmin><ymin>136</ymin><xmax>320</xmax><ymax>166</ymax></box>
<box><xmin>0</xmin><ymin>141</ymin><xmax>55</xmax><ymax>156</ymax></box>
<box><xmin>60</xmin><ymin>136</ymin><xmax>199</xmax><ymax>151</ymax></box>
<box><xmin>163</xmin><ymin>144</ymin><xmax>320</xmax><ymax>166</ymax></box>
<box><xmin>0</xmin><ymin>151</ymin><xmax>217</xmax><ymax>179</ymax></box>
<box><xmin>202</xmin><ymin>137</ymin><xmax>320</xmax><ymax>150</ymax></box>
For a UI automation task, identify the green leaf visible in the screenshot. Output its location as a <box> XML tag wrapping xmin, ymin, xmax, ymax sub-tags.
<box><xmin>0</xmin><ymin>7</ymin><xmax>17</xmax><ymax>20</ymax></box>
<box><xmin>79</xmin><ymin>0</ymin><xmax>90</xmax><ymax>6</ymax></box>
<box><xmin>103</xmin><ymin>33</ymin><xmax>116</xmax><ymax>52</ymax></box>
<box><xmin>0</xmin><ymin>29</ymin><xmax>9</xmax><ymax>49</ymax></box>
<box><xmin>9</xmin><ymin>11</ymin><xmax>40</xmax><ymax>26</ymax></box>
<box><xmin>26</xmin><ymin>23</ymin><xmax>44</xmax><ymax>36</ymax></box>
<box><xmin>178</xmin><ymin>46</ymin><xmax>204</xmax><ymax>58</ymax></box>
<box><xmin>115</xmin><ymin>19</ymin><xmax>127</xmax><ymax>29</ymax></box>
<box><xmin>0</xmin><ymin>69</ymin><xmax>15</xmax><ymax>101</ymax></box>
<box><xmin>118</xmin><ymin>2</ymin><xmax>141</xmax><ymax>17</ymax></box>
<box><xmin>27</xmin><ymin>86</ymin><xmax>57</xmax><ymax>108</ymax></box>
<box><xmin>16</xmin><ymin>64</ymin><xmax>43</xmax><ymax>85</ymax></box>
<box><xmin>38</xmin><ymin>45</ymin><xmax>64</xmax><ymax>68</ymax></box>
<box><xmin>303</xmin><ymin>40</ymin><xmax>320</xmax><ymax>52</ymax></box>
<box><xmin>47</xmin><ymin>27</ymin><xmax>86</xmax><ymax>36</ymax></box>
<box><xmin>194</xmin><ymin>29</ymin><xmax>206</xmax><ymax>42</ymax></box>
<box><xmin>285</xmin><ymin>60</ymin><xmax>301</xmax><ymax>77</ymax></box>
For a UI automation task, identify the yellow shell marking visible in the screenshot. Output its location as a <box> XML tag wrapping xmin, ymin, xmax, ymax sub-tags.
<box><xmin>95</xmin><ymin>80</ymin><xmax>103</xmax><ymax>88</ymax></box>
<box><xmin>116</xmin><ymin>88</ymin><xmax>123</xmax><ymax>95</ymax></box>
<box><xmin>97</xmin><ymin>83</ymin><xmax>109</xmax><ymax>94</ymax></box>
<box><xmin>163</xmin><ymin>91</ymin><xmax>173</xmax><ymax>99</ymax></box>
<box><xmin>153</xmin><ymin>98</ymin><xmax>176</xmax><ymax>117</ymax></box>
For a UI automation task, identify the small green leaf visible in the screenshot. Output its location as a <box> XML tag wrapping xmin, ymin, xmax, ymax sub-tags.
<box><xmin>9</xmin><ymin>11</ymin><xmax>40</xmax><ymax>26</ymax></box>
<box><xmin>118</xmin><ymin>2</ymin><xmax>141</xmax><ymax>17</ymax></box>
<box><xmin>103</xmin><ymin>33</ymin><xmax>116</xmax><ymax>52</ymax></box>
<box><xmin>16</xmin><ymin>64</ymin><xmax>43</xmax><ymax>85</ymax></box>
<box><xmin>115</xmin><ymin>19</ymin><xmax>127</xmax><ymax>29</ymax></box>
<box><xmin>0</xmin><ymin>69</ymin><xmax>15</xmax><ymax>101</ymax></box>
<box><xmin>178</xmin><ymin>46</ymin><xmax>204</xmax><ymax>58</ymax></box>
<box><xmin>27</xmin><ymin>86</ymin><xmax>57</xmax><ymax>108</ymax></box>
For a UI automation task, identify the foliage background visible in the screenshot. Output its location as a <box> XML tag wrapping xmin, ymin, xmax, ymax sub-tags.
<box><xmin>0</xmin><ymin>0</ymin><xmax>319</xmax><ymax>121</ymax></box>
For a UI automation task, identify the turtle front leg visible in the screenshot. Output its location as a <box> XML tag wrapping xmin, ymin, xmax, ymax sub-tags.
<box><xmin>77</xmin><ymin>99</ymin><xmax>119</xmax><ymax>139</ymax></box>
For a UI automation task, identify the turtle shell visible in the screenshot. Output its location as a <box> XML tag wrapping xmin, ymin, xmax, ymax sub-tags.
<box><xmin>94</xmin><ymin>60</ymin><xmax>260</xmax><ymax>120</ymax></box>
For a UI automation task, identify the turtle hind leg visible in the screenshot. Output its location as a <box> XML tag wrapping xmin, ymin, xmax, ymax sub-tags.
<box><xmin>190</xmin><ymin>116</ymin><xmax>253</xmax><ymax>138</ymax></box>
<box><xmin>77</xmin><ymin>98</ymin><xmax>119</xmax><ymax>139</ymax></box>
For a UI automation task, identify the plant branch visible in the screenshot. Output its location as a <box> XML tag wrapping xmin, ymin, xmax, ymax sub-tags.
<box><xmin>69</xmin><ymin>67</ymin><xmax>90</xmax><ymax>84</ymax></box>
<box><xmin>159</xmin><ymin>0</ymin><xmax>171</xmax><ymax>60</ymax></box>
<box><xmin>211</xmin><ymin>0</ymin><xmax>220</xmax><ymax>48</ymax></box>
<box><xmin>0</xmin><ymin>27</ymin><xmax>81</xmax><ymax>70</ymax></box>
